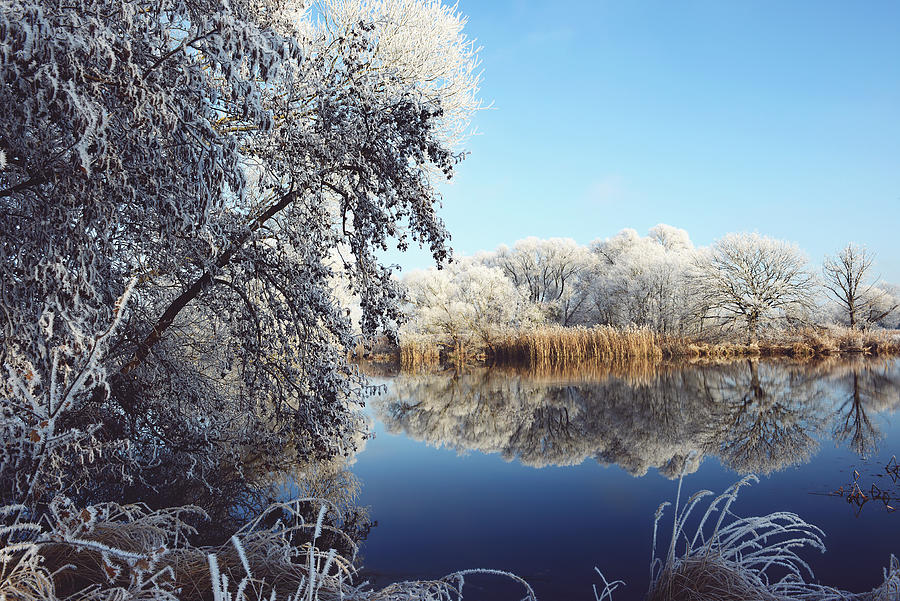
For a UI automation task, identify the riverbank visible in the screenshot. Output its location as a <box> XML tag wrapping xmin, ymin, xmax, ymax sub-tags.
<box><xmin>362</xmin><ymin>326</ymin><xmax>900</xmax><ymax>370</ymax></box>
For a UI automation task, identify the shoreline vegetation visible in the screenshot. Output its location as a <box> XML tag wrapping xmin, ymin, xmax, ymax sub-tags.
<box><xmin>395</xmin><ymin>230</ymin><xmax>900</xmax><ymax>375</ymax></box>
<box><xmin>0</xmin><ymin>498</ymin><xmax>538</xmax><ymax>601</ymax></box>
<box><xmin>6</xmin><ymin>476</ymin><xmax>898</xmax><ymax>601</ymax></box>
<box><xmin>637</xmin><ymin>475</ymin><xmax>900</xmax><ymax>601</ymax></box>
<box><xmin>367</xmin><ymin>325</ymin><xmax>900</xmax><ymax>371</ymax></box>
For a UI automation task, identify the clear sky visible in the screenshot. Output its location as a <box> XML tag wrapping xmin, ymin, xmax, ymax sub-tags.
<box><xmin>390</xmin><ymin>0</ymin><xmax>900</xmax><ymax>284</ymax></box>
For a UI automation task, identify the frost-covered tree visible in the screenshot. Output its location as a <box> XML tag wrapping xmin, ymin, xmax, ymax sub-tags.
<box><xmin>402</xmin><ymin>260</ymin><xmax>536</xmax><ymax>353</ymax></box>
<box><xmin>0</xmin><ymin>0</ymin><xmax>481</xmax><ymax>511</ymax></box>
<box><xmin>486</xmin><ymin>237</ymin><xmax>595</xmax><ymax>325</ymax></box>
<box><xmin>692</xmin><ymin>233</ymin><xmax>816</xmax><ymax>342</ymax></box>
<box><xmin>586</xmin><ymin>225</ymin><xmax>697</xmax><ymax>334</ymax></box>
<box><xmin>648</xmin><ymin>223</ymin><xmax>694</xmax><ymax>253</ymax></box>
<box><xmin>823</xmin><ymin>244</ymin><xmax>898</xmax><ymax>329</ymax></box>
<box><xmin>863</xmin><ymin>285</ymin><xmax>900</xmax><ymax>328</ymax></box>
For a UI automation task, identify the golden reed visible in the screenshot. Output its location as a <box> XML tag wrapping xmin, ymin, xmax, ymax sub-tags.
<box><xmin>399</xmin><ymin>334</ymin><xmax>442</xmax><ymax>370</ymax></box>
<box><xmin>489</xmin><ymin>325</ymin><xmax>663</xmax><ymax>366</ymax></box>
<box><xmin>665</xmin><ymin>327</ymin><xmax>900</xmax><ymax>361</ymax></box>
<box><xmin>396</xmin><ymin>325</ymin><xmax>900</xmax><ymax>371</ymax></box>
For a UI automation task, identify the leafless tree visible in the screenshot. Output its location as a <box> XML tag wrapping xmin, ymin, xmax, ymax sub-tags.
<box><xmin>486</xmin><ymin>237</ymin><xmax>595</xmax><ymax>324</ymax></box>
<box><xmin>823</xmin><ymin>244</ymin><xmax>898</xmax><ymax>329</ymax></box>
<box><xmin>692</xmin><ymin>233</ymin><xmax>816</xmax><ymax>342</ymax></box>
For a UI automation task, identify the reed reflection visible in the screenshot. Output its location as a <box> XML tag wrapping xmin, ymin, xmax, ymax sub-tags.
<box><xmin>374</xmin><ymin>359</ymin><xmax>900</xmax><ymax>477</ymax></box>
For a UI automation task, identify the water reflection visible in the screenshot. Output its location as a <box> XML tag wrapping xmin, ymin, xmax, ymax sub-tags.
<box><xmin>830</xmin><ymin>362</ymin><xmax>900</xmax><ymax>458</ymax></box>
<box><xmin>706</xmin><ymin>360</ymin><xmax>827</xmax><ymax>473</ymax></box>
<box><xmin>374</xmin><ymin>359</ymin><xmax>900</xmax><ymax>476</ymax></box>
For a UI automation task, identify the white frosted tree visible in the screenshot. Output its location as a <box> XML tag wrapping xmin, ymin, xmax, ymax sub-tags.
<box><xmin>486</xmin><ymin>237</ymin><xmax>596</xmax><ymax>325</ymax></box>
<box><xmin>823</xmin><ymin>244</ymin><xmax>898</xmax><ymax>329</ymax></box>
<box><xmin>0</xmin><ymin>0</ymin><xmax>481</xmax><ymax>511</ymax></box>
<box><xmin>649</xmin><ymin>223</ymin><xmax>694</xmax><ymax>253</ymax></box>
<box><xmin>402</xmin><ymin>259</ymin><xmax>536</xmax><ymax>353</ymax></box>
<box><xmin>586</xmin><ymin>225</ymin><xmax>697</xmax><ymax>334</ymax></box>
<box><xmin>692</xmin><ymin>233</ymin><xmax>816</xmax><ymax>342</ymax></box>
<box><xmin>861</xmin><ymin>286</ymin><xmax>900</xmax><ymax>329</ymax></box>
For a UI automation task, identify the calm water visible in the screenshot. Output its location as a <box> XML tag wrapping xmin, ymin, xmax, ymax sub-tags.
<box><xmin>350</xmin><ymin>358</ymin><xmax>900</xmax><ymax>600</ymax></box>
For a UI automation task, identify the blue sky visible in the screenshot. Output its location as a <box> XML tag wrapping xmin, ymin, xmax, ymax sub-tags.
<box><xmin>390</xmin><ymin>0</ymin><xmax>900</xmax><ymax>283</ymax></box>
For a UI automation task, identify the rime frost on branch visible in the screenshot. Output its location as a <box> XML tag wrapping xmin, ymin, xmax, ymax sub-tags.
<box><xmin>0</xmin><ymin>0</ymin><xmax>481</xmax><ymax>509</ymax></box>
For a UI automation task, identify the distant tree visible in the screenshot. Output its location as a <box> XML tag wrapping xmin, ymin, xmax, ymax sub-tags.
<box><xmin>866</xmin><ymin>285</ymin><xmax>900</xmax><ymax>328</ymax></box>
<box><xmin>592</xmin><ymin>228</ymin><xmax>642</xmax><ymax>267</ymax></box>
<box><xmin>402</xmin><ymin>260</ymin><xmax>535</xmax><ymax>354</ymax></box>
<box><xmin>586</xmin><ymin>225</ymin><xmax>696</xmax><ymax>334</ymax></box>
<box><xmin>823</xmin><ymin>244</ymin><xmax>898</xmax><ymax>329</ymax></box>
<box><xmin>693</xmin><ymin>233</ymin><xmax>816</xmax><ymax>342</ymax></box>
<box><xmin>648</xmin><ymin>223</ymin><xmax>694</xmax><ymax>252</ymax></box>
<box><xmin>486</xmin><ymin>237</ymin><xmax>595</xmax><ymax>325</ymax></box>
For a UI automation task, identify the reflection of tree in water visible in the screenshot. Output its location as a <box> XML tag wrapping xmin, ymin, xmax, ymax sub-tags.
<box><xmin>830</xmin><ymin>360</ymin><xmax>900</xmax><ymax>457</ymax></box>
<box><xmin>704</xmin><ymin>360</ymin><xmax>829</xmax><ymax>474</ymax></box>
<box><xmin>376</xmin><ymin>360</ymin><xmax>900</xmax><ymax>477</ymax></box>
<box><xmin>378</xmin><ymin>366</ymin><xmax>718</xmax><ymax>476</ymax></box>
<box><xmin>381</xmin><ymin>375</ymin><xmax>596</xmax><ymax>468</ymax></box>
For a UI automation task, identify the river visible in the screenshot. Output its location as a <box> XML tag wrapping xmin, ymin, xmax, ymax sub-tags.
<box><xmin>350</xmin><ymin>358</ymin><xmax>900</xmax><ymax>600</ymax></box>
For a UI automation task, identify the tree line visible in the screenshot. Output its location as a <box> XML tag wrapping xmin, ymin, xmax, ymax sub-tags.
<box><xmin>401</xmin><ymin>225</ymin><xmax>900</xmax><ymax>351</ymax></box>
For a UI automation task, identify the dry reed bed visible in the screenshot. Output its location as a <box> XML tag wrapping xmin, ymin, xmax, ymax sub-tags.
<box><xmin>489</xmin><ymin>325</ymin><xmax>663</xmax><ymax>366</ymax></box>
<box><xmin>666</xmin><ymin>327</ymin><xmax>900</xmax><ymax>361</ymax></box>
<box><xmin>395</xmin><ymin>326</ymin><xmax>900</xmax><ymax>372</ymax></box>
<box><xmin>399</xmin><ymin>335</ymin><xmax>441</xmax><ymax>371</ymax></box>
<box><xmin>397</xmin><ymin>326</ymin><xmax>665</xmax><ymax>370</ymax></box>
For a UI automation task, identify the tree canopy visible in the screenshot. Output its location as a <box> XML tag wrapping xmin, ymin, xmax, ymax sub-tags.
<box><xmin>0</xmin><ymin>0</ymin><xmax>481</xmax><ymax>510</ymax></box>
<box><xmin>690</xmin><ymin>233</ymin><xmax>816</xmax><ymax>341</ymax></box>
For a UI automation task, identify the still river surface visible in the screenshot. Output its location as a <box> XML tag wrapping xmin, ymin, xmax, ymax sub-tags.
<box><xmin>349</xmin><ymin>358</ymin><xmax>900</xmax><ymax>600</ymax></box>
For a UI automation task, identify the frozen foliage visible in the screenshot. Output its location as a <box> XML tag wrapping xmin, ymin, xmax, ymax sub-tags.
<box><xmin>319</xmin><ymin>0</ymin><xmax>483</xmax><ymax>148</ymax></box>
<box><xmin>487</xmin><ymin>236</ymin><xmax>596</xmax><ymax>325</ymax></box>
<box><xmin>648</xmin><ymin>223</ymin><xmax>694</xmax><ymax>253</ymax></box>
<box><xmin>1</xmin><ymin>498</ymin><xmax>537</xmax><ymax>601</ymax></box>
<box><xmin>398</xmin><ymin>226</ymin><xmax>699</xmax><ymax>356</ymax></box>
<box><xmin>399</xmin><ymin>227</ymin><xmax>900</xmax><ymax>357</ymax></box>
<box><xmin>824</xmin><ymin>244</ymin><xmax>899</xmax><ymax>330</ymax></box>
<box><xmin>401</xmin><ymin>259</ymin><xmax>539</xmax><ymax>355</ymax></box>
<box><xmin>587</xmin><ymin>226</ymin><xmax>698</xmax><ymax>333</ymax></box>
<box><xmin>863</xmin><ymin>286</ymin><xmax>900</xmax><ymax>329</ymax></box>
<box><xmin>1</xmin><ymin>0</ymin><xmax>481</xmax><ymax>512</ymax></box>
<box><xmin>643</xmin><ymin>475</ymin><xmax>900</xmax><ymax>601</ymax></box>
<box><xmin>398</xmin><ymin>225</ymin><xmax>699</xmax><ymax>346</ymax></box>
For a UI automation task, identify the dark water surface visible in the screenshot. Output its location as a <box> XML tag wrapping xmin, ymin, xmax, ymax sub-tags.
<box><xmin>350</xmin><ymin>358</ymin><xmax>900</xmax><ymax>600</ymax></box>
